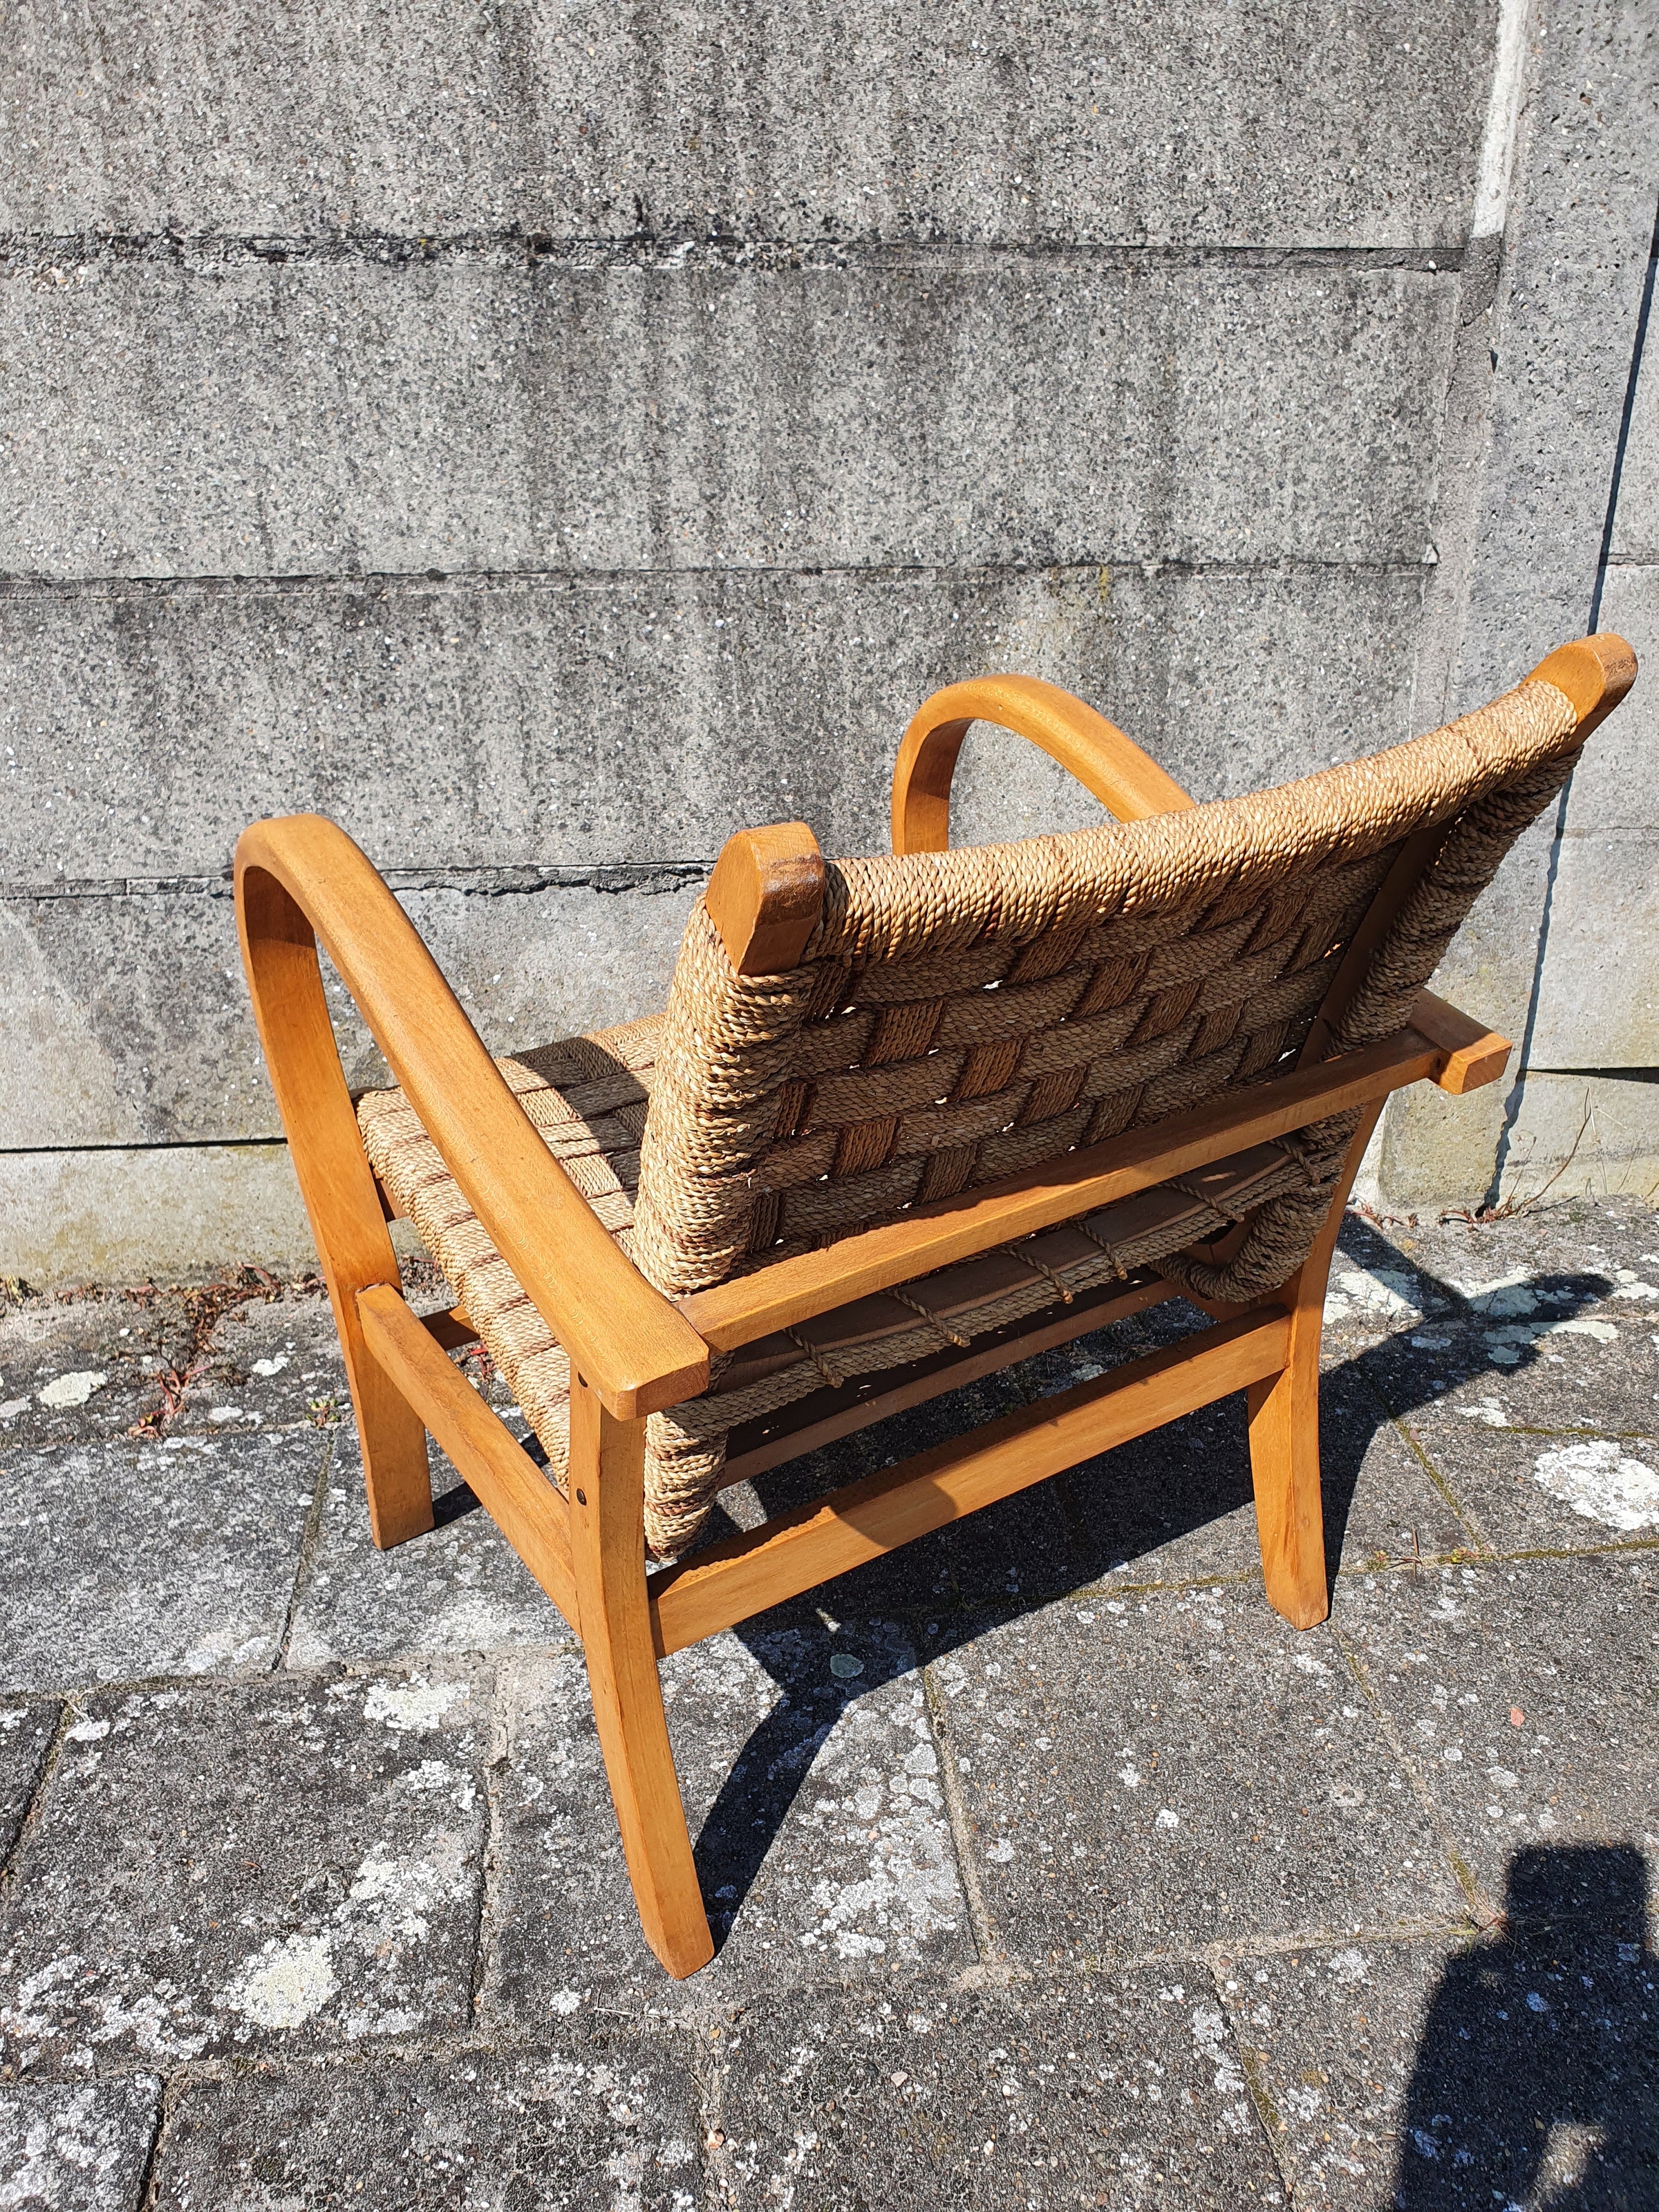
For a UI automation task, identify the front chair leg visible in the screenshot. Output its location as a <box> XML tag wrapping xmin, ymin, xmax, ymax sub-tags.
<box><xmin>568</xmin><ymin>1377</ymin><xmax>715</xmax><ymax>1980</ymax></box>
<box><xmin>1246</xmin><ymin>1112</ymin><xmax>1382</xmax><ymax>1631</ymax></box>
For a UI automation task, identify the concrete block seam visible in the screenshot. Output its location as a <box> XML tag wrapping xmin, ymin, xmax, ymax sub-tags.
<box><xmin>1</xmin><ymin>865</ymin><xmax>713</xmax><ymax>901</ymax></box>
<box><xmin>0</xmin><ymin>231</ymin><xmax>1471</xmax><ymax>275</ymax></box>
<box><xmin>0</xmin><ymin>556</ymin><xmax>1442</xmax><ymax>601</ymax></box>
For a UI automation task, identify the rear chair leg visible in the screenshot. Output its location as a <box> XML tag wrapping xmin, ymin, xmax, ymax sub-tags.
<box><xmin>237</xmin><ymin>861</ymin><xmax>433</xmax><ymax>1548</ymax></box>
<box><xmin>1246</xmin><ymin>1112</ymin><xmax>1382</xmax><ymax>1631</ymax></box>
<box><xmin>568</xmin><ymin>1377</ymin><xmax>715</xmax><ymax>1980</ymax></box>
<box><xmin>1246</xmin><ymin>1308</ymin><xmax>1329</xmax><ymax>1630</ymax></box>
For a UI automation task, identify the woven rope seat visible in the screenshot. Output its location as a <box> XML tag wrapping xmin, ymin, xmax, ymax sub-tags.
<box><xmin>359</xmin><ymin>676</ymin><xmax>1580</xmax><ymax>1557</ymax></box>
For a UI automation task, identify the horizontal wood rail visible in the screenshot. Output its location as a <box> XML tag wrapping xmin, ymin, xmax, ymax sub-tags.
<box><xmin>677</xmin><ymin>995</ymin><xmax>1508</xmax><ymax>1356</ymax></box>
<box><xmin>648</xmin><ymin>1306</ymin><xmax>1291</xmax><ymax>1654</ymax></box>
<box><xmin>719</xmin><ymin>1271</ymin><xmax>1181</xmax><ymax>1487</ymax></box>
<box><xmin>421</xmin><ymin>1305</ymin><xmax>480</xmax><ymax>1351</ymax></box>
<box><xmin>357</xmin><ymin>1282</ymin><xmax>579</xmax><ymax>1633</ymax></box>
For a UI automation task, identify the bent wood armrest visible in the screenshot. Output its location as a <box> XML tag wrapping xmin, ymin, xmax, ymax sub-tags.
<box><xmin>236</xmin><ymin>814</ymin><xmax>709</xmax><ymax>1420</ymax></box>
<box><xmin>891</xmin><ymin>672</ymin><xmax>1195</xmax><ymax>853</ymax></box>
<box><xmin>678</xmin><ymin>992</ymin><xmax>1508</xmax><ymax>1353</ymax></box>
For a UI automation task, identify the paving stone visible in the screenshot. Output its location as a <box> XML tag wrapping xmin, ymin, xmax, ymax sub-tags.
<box><xmin>174</xmin><ymin>1291</ymin><xmax>347</xmax><ymax>1436</ymax></box>
<box><xmin>0</xmin><ymin>2075</ymin><xmax>162</xmax><ymax>2211</ymax></box>
<box><xmin>1296</xmin><ymin>1210</ymin><xmax>1659</xmax><ymax>1550</ymax></box>
<box><xmin>483</xmin><ymin>1623</ymin><xmax>973</xmax><ymax>2021</ymax></box>
<box><xmin>149</xmin><ymin>2042</ymin><xmax>704</xmax><ymax>2211</ymax></box>
<box><xmin>0</xmin><ymin>1700</ymin><xmax>58</xmax><ymax>1862</ymax></box>
<box><xmin>1392</xmin><ymin>1418</ymin><xmax>1659</xmax><ymax>1559</ymax></box>
<box><xmin>0</xmin><ymin>1665</ymin><xmax>489</xmax><ymax>2071</ymax></box>
<box><xmin>0</xmin><ymin>1288</ymin><xmax>193</xmax><ymax>1452</ymax></box>
<box><xmin>723</xmin><ymin>1304</ymin><xmax>1469</xmax><ymax>1640</ymax></box>
<box><xmin>708</xmin><ymin>1970</ymin><xmax>1285</xmax><ymax>2208</ymax></box>
<box><xmin>286</xmin><ymin>1436</ymin><xmax>570</xmax><ymax>1668</ymax></box>
<box><xmin>927</xmin><ymin>1582</ymin><xmax>1464</xmax><ymax>1967</ymax></box>
<box><xmin>1338</xmin><ymin>1553</ymin><xmax>1659</xmax><ymax>1917</ymax></box>
<box><xmin>1215</xmin><ymin>1913</ymin><xmax>1659</xmax><ymax>2211</ymax></box>
<box><xmin>1053</xmin><ymin>1362</ymin><xmax>1470</xmax><ymax>1599</ymax></box>
<box><xmin>1364</xmin><ymin>1289</ymin><xmax>1659</xmax><ymax>1470</ymax></box>
<box><xmin>0</xmin><ymin>1432</ymin><xmax>321</xmax><ymax>1692</ymax></box>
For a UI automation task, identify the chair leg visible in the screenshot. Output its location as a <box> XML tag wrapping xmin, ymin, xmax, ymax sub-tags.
<box><xmin>237</xmin><ymin>861</ymin><xmax>433</xmax><ymax>1548</ymax></box>
<box><xmin>1246</xmin><ymin>1321</ymin><xmax>1329</xmax><ymax>1629</ymax></box>
<box><xmin>568</xmin><ymin>1377</ymin><xmax>715</xmax><ymax>1980</ymax></box>
<box><xmin>1246</xmin><ymin>1109</ymin><xmax>1382</xmax><ymax>1631</ymax></box>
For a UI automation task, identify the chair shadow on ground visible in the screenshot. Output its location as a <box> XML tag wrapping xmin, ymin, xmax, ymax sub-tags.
<box><xmin>1393</xmin><ymin>1845</ymin><xmax>1658</xmax><ymax>2208</ymax></box>
<box><xmin>664</xmin><ymin>1215</ymin><xmax>1615</xmax><ymax>1944</ymax></box>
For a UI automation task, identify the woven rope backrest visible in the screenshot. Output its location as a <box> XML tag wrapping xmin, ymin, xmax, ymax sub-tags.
<box><xmin>630</xmin><ymin>678</ymin><xmax>1582</xmax><ymax>1300</ymax></box>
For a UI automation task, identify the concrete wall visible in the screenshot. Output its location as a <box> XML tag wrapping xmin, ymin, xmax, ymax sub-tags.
<box><xmin>1374</xmin><ymin>0</ymin><xmax>1658</xmax><ymax>1208</ymax></box>
<box><xmin>1</xmin><ymin>0</ymin><xmax>1654</xmax><ymax>1282</ymax></box>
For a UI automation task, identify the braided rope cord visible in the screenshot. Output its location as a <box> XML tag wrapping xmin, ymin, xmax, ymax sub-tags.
<box><xmin>360</xmin><ymin>677</ymin><xmax>1581</xmax><ymax>1557</ymax></box>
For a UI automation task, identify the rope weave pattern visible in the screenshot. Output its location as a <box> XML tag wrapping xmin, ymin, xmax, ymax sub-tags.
<box><xmin>360</xmin><ymin>677</ymin><xmax>1581</xmax><ymax>1557</ymax></box>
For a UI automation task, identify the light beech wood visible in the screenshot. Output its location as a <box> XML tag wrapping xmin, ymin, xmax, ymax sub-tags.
<box><xmin>1244</xmin><ymin>1107</ymin><xmax>1382</xmax><ymax>1630</ymax></box>
<box><xmin>237</xmin><ymin>849</ymin><xmax>435</xmax><ymax>1548</ymax></box>
<box><xmin>892</xmin><ymin>673</ymin><xmax>1195</xmax><ymax>852</ymax></box>
<box><xmin>568</xmin><ymin>1377</ymin><xmax>715</xmax><ymax>1978</ymax></box>
<box><xmin>357</xmin><ymin>1283</ymin><xmax>578</xmax><ymax>1629</ymax></box>
<box><xmin>236</xmin><ymin>816</ymin><xmax>708</xmax><ymax>1423</ymax></box>
<box><xmin>705</xmin><ymin>823</ymin><xmax>825</xmax><ymax>973</ymax></box>
<box><xmin>1405</xmin><ymin>988</ymin><xmax>1515</xmax><ymax>1094</ymax></box>
<box><xmin>1526</xmin><ymin>631</ymin><xmax>1638</xmax><ymax>738</ymax></box>
<box><xmin>650</xmin><ymin>1309</ymin><xmax>1291</xmax><ymax>1656</ymax></box>
<box><xmin>677</xmin><ymin>1004</ymin><xmax>1503</xmax><ymax>1355</ymax></box>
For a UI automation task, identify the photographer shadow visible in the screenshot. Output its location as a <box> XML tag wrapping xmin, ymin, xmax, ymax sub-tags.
<box><xmin>1394</xmin><ymin>1845</ymin><xmax>1658</xmax><ymax>2209</ymax></box>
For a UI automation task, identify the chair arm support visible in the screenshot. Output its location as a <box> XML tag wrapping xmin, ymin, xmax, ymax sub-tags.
<box><xmin>1407</xmin><ymin>988</ymin><xmax>1513</xmax><ymax>1095</ymax></box>
<box><xmin>235</xmin><ymin>814</ymin><xmax>709</xmax><ymax>1421</ymax></box>
<box><xmin>891</xmin><ymin>673</ymin><xmax>1195</xmax><ymax>853</ymax></box>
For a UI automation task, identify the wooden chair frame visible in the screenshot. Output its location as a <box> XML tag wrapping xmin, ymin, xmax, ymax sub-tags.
<box><xmin>236</xmin><ymin>636</ymin><xmax>1632</xmax><ymax>1979</ymax></box>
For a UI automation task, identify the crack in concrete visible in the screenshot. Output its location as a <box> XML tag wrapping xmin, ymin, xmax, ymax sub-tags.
<box><xmin>132</xmin><ymin>2068</ymin><xmax>180</xmax><ymax>2212</ymax></box>
<box><xmin>273</xmin><ymin>1431</ymin><xmax>335</xmax><ymax>1672</ymax></box>
<box><xmin>1210</xmin><ymin>1952</ymin><xmax>1299</xmax><ymax>2200</ymax></box>
<box><xmin>921</xmin><ymin>1662</ymin><xmax>1001</xmax><ymax>1969</ymax></box>
<box><xmin>0</xmin><ymin>552</ymin><xmax>1440</xmax><ymax>599</ymax></box>
<box><xmin>469</xmin><ymin>1670</ymin><xmax>512</xmax><ymax>2026</ymax></box>
<box><xmin>0</xmin><ymin>1697</ymin><xmax>69</xmax><ymax>1904</ymax></box>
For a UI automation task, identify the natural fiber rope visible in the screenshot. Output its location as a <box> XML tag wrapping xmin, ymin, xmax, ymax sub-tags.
<box><xmin>360</xmin><ymin>674</ymin><xmax>1582</xmax><ymax>1557</ymax></box>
